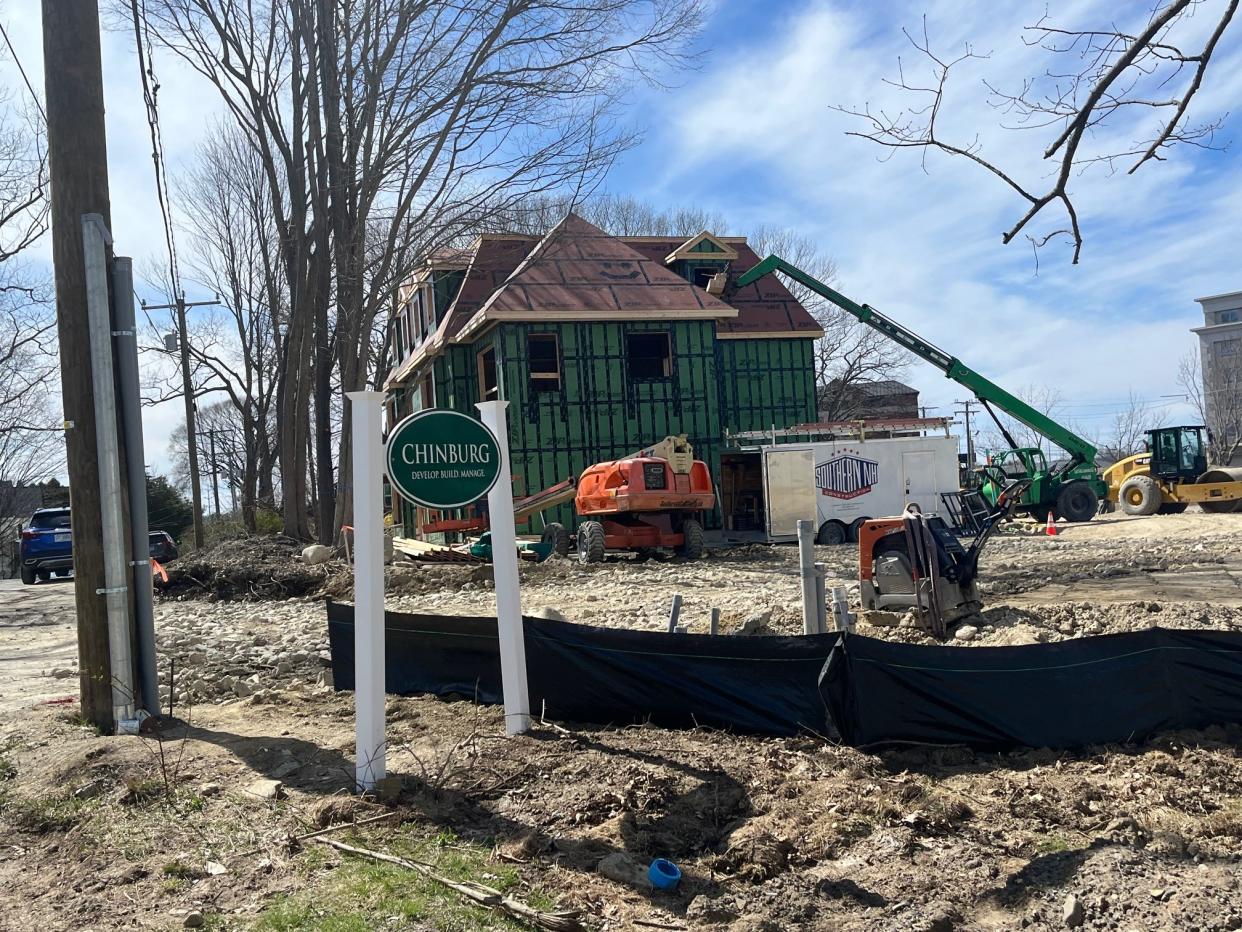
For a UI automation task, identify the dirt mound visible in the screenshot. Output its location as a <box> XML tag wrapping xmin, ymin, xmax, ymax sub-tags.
<box><xmin>158</xmin><ymin>535</ymin><xmax>339</xmax><ymax>601</ymax></box>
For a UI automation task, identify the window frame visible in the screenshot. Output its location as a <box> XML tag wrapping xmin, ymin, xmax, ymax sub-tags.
<box><xmin>526</xmin><ymin>332</ymin><xmax>562</xmax><ymax>394</ymax></box>
<box><xmin>626</xmin><ymin>330</ymin><xmax>673</xmax><ymax>382</ymax></box>
<box><xmin>477</xmin><ymin>345</ymin><xmax>499</xmax><ymax>401</ymax></box>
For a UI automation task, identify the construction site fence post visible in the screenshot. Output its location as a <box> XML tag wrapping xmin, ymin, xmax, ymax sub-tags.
<box><xmin>667</xmin><ymin>593</ymin><xmax>683</xmax><ymax>633</ymax></box>
<box><xmin>798</xmin><ymin>520</ymin><xmax>819</xmax><ymax>635</ymax></box>
<box><xmin>832</xmin><ymin>586</ymin><xmax>854</xmax><ymax>632</ymax></box>
<box><xmin>814</xmin><ymin>562</ymin><xmax>828</xmax><ymax>634</ymax></box>
<box><xmin>348</xmin><ymin>390</ymin><xmax>386</xmax><ymax>791</ymax></box>
<box><xmin>477</xmin><ymin>400</ymin><xmax>531</xmax><ymax>736</ymax></box>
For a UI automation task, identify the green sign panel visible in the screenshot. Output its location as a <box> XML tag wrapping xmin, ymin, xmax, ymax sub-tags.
<box><xmin>385</xmin><ymin>409</ymin><xmax>502</xmax><ymax>509</ymax></box>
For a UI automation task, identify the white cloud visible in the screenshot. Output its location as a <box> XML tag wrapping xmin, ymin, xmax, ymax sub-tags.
<box><xmin>627</xmin><ymin>0</ymin><xmax>1240</xmax><ymax>445</ymax></box>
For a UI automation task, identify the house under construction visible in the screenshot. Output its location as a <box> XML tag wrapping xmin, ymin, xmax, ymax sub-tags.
<box><xmin>383</xmin><ymin>213</ymin><xmax>822</xmax><ymax>533</ymax></box>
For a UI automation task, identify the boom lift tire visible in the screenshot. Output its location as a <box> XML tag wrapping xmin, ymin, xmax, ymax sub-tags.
<box><xmin>542</xmin><ymin>522</ymin><xmax>571</xmax><ymax>557</ymax></box>
<box><xmin>1056</xmin><ymin>480</ymin><xmax>1099</xmax><ymax>523</ymax></box>
<box><xmin>577</xmin><ymin>520</ymin><xmax>606</xmax><ymax>564</ymax></box>
<box><xmin>679</xmin><ymin>519</ymin><xmax>705</xmax><ymax>560</ymax></box>
<box><xmin>1119</xmin><ymin>475</ymin><xmax>1162</xmax><ymax>517</ymax></box>
<box><xmin>816</xmin><ymin>520</ymin><xmax>847</xmax><ymax>546</ymax></box>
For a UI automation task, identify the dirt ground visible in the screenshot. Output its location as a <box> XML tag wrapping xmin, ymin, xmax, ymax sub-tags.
<box><xmin>5</xmin><ymin>510</ymin><xmax>1242</xmax><ymax>930</ymax></box>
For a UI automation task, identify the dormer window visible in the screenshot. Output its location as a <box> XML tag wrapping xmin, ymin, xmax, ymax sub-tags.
<box><xmin>665</xmin><ymin>231</ymin><xmax>737</xmax><ymax>289</ymax></box>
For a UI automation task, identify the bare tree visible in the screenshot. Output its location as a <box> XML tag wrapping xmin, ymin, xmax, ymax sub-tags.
<box><xmin>744</xmin><ymin>225</ymin><xmax>910</xmax><ymax>422</ymax></box>
<box><xmin>1180</xmin><ymin>347</ymin><xmax>1242</xmax><ymax>464</ymax></box>
<box><xmin>160</xmin><ymin>129</ymin><xmax>286</xmax><ymax>531</ymax></box>
<box><xmin>141</xmin><ymin>0</ymin><xmax>703</xmax><ymax>542</ymax></box>
<box><xmin>0</xmin><ymin>37</ymin><xmax>59</xmax><ymax>551</ymax></box>
<box><xmin>977</xmin><ymin>384</ymin><xmax>1070</xmax><ymax>460</ymax></box>
<box><xmin>836</xmin><ymin>4</ymin><xmax>1238</xmax><ymax>263</ymax></box>
<box><xmin>493</xmin><ymin>193</ymin><xmax>728</xmax><ymax>238</ymax></box>
<box><xmin>1095</xmin><ymin>391</ymin><xmax>1168</xmax><ymax>463</ymax></box>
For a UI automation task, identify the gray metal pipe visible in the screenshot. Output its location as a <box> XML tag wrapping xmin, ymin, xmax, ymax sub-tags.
<box><xmin>82</xmin><ymin>214</ymin><xmax>135</xmax><ymax>726</ymax></box>
<box><xmin>111</xmin><ymin>256</ymin><xmax>158</xmax><ymax>716</ymax></box>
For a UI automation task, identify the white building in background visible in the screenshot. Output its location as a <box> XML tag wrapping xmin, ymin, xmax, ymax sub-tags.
<box><xmin>1192</xmin><ymin>290</ymin><xmax>1242</xmax><ymax>442</ymax></box>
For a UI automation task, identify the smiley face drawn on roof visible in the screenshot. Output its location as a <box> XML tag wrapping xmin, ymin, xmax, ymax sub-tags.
<box><xmin>597</xmin><ymin>261</ymin><xmax>641</xmax><ymax>281</ymax></box>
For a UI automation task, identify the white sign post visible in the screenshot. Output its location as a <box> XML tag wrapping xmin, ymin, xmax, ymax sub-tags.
<box><xmin>348</xmin><ymin>390</ymin><xmax>387</xmax><ymax>791</ymax></box>
<box><xmin>476</xmin><ymin>400</ymin><xmax>531</xmax><ymax>735</ymax></box>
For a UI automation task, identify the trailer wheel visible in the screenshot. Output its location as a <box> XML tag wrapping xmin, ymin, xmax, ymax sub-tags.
<box><xmin>847</xmin><ymin>517</ymin><xmax>870</xmax><ymax>543</ymax></box>
<box><xmin>1055</xmin><ymin>480</ymin><xmax>1098</xmax><ymax>523</ymax></box>
<box><xmin>1119</xmin><ymin>475</ymin><xmax>1162</xmax><ymax>516</ymax></box>
<box><xmin>679</xmin><ymin>519</ymin><xmax>705</xmax><ymax>560</ymax></box>
<box><xmin>541</xmin><ymin>522</ymin><xmax>571</xmax><ymax>557</ymax></box>
<box><xmin>816</xmin><ymin>520</ymin><xmax>847</xmax><ymax>546</ymax></box>
<box><xmin>577</xmin><ymin>520</ymin><xmax>606</xmax><ymax>564</ymax></box>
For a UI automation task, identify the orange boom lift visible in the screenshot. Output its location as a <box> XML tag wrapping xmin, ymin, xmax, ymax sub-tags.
<box><xmin>574</xmin><ymin>435</ymin><xmax>714</xmax><ymax>562</ymax></box>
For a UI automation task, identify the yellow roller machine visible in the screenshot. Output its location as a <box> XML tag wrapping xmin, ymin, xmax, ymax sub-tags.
<box><xmin>1104</xmin><ymin>425</ymin><xmax>1242</xmax><ymax>515</ymax></box>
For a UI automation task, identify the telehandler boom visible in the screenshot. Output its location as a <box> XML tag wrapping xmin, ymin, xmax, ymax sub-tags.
<box><xmin>736</xmin><ymin>255</ymin><xmax>1107</xmax><ymax>522</ymax></box>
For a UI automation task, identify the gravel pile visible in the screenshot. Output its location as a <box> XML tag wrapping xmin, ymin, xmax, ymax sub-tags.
<box><xmin>153</xmin><ymin>599</ymin><xmax>331</xmax><ymax>706</ymax></box>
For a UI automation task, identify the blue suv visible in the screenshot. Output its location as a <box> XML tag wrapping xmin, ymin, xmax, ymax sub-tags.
<box><xmin>19</xmin><ymin>507</ymin><xmax>73</xmax><ymax>584</ymax></box>
<box><xmin>18</xmin><ymin>507</ymin><xmax>181</xmax><ymax>584</ymax></box>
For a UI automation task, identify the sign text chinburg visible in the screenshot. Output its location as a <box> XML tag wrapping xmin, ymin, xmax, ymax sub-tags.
<box><xmin>385</xmin><ymin>409</ymin><xmax>501</xmax><ymax>509</ymax></box>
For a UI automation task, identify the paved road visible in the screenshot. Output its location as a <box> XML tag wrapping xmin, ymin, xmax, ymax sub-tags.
<box><xmin>0</xmin><ymin>577</ymin><xmax>79</xmax><ymax>714</ymax></box>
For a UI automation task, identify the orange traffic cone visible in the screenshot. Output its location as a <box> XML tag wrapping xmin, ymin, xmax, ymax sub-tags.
<box><xmin>1045</xmin><ymin>511</ymin><xmax>1058</xmax><ymax>537</ymax></box>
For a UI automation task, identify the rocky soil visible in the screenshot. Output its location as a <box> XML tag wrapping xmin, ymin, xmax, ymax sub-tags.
<box><xmin>134</xmin><ymin>511</ymin><xmax>1242</xmax><ymax>707</ymax></box>
<box><xmin>6</xmin><ymin>510</ymin><xmax>1241</xmax><ymax>929</ymax></box>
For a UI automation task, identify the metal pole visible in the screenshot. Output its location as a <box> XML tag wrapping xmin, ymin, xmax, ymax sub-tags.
<box><xmin>710</xmin><ymin>607</ymin><xmax>720</xmax><ymax>636</ymax></box>
<box><xmin>832</xmin><ymin>586</ymin><xmax>854</xmax><ymax>633</ymax></box>
<box><xmin>348</xmin><ymin>390</ymin><xmax>386</xmax><ymax>791</ymax></box>
<box><xmin>477</xmin><ymin>400</ymin><xmax>530</xmax><ymax>736</ymax></box>
<box><xmin>667</xmin><ymin>593</ymin><xmax>683</xmax><ymax>633</ymax></box>
<box><xmin>797</xmin><ymin>519</ymin><xmax>818</xmax><ymax>636</ymax></box>
<box><xmin>111</xmin><ymin>257</ymin><xmax>158</xmax><ymax>716</ymax></box>
<box><xmin>814</xmin><ymin>561</ymin><xmax>827</xmax><ymax>634</ymax></box>
<box><xmin>83</xmin><ymin>214</ymin><xmax>135</xmax><ymax>726</ymax></box>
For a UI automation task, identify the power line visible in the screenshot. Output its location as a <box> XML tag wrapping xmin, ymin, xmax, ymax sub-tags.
<box><xmin>127</xmin><ymin>0</ymin><xmax>181</xmax><ymax>295</ymax></box>
<box><xmin>0</xmin><ymin>18</ymin><xmax>46</xmax><ymax>121</ymax></box>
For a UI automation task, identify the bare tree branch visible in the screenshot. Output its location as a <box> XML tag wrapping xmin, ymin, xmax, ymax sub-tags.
<box><xmin>835</xmin><ymin>3</ymin><xmax>1238</xmax><ymax>263</ymax></box>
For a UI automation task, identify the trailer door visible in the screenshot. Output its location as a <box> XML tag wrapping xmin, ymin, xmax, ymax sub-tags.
<box><xmin>763</xmin><ymin>448</ymin><xmax>816</xmax><ymax>542</ymax></box>
<box><xmin>902</xmin><ymin>450</ymin><xmax>939</xmax><ymax>510</ymax></box>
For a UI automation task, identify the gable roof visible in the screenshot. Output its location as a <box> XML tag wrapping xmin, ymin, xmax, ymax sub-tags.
<box><xmin>663</xmin><ymin>230</ymin><xmax>739</xmax><ymax>263</ymax></box>
<box><xmin>453</xmin><ymin>213</ymin><xmax>737</xmax><ymax>342</ymax></box>
<box><xmin>622</xmin><ymin>238</ymin><xmax>823</xmax><ymax>339</ymax></box>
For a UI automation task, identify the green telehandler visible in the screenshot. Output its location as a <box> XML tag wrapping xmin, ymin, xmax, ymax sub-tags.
<box><xmin>735</xmin><ymin>256</ymin><xmax>1107</xmax><ymax>523</ymax></box>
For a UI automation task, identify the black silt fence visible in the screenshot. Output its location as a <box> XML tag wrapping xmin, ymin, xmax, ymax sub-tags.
<box><xmin>325</xmin><ymin>602</ymin><xmax>840</xmax><ymax>736</ymax></box>
<box><xmin>820</xmin><ymin>627</ymin><xmax>1242</xmax><ymax>750</ymax></box>
<box><xmin>326</xmin><ymin>604</ymin><xmax>1242</xmax><ymax>750</ymax></box>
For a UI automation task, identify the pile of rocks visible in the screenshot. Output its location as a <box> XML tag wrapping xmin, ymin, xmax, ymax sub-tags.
<box><xmin>153</xmin><ymin>599</ymin><xmax>332</xmax><ymax>705</ymax></box>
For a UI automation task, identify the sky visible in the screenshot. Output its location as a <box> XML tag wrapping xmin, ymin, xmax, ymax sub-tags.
<box><xmin>4</xmin><ymin>0</ymin><xmax>1240</xmax><ymax>476</ymax></box>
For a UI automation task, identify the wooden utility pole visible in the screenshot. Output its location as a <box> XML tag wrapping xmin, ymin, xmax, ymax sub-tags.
<box><xmin>143</xmin><ymin>296</ymin><xmax>216</xmax><ymax>548</ymax></box>
<box><xmin>42</xmin><ymin>0</ymin><xmax>115</xmax><ymax>732</ymax></box>
<box><xmin>956</xmin><ymin>399</ymin><xmax>977</xmax><ymax>470</ymax></box>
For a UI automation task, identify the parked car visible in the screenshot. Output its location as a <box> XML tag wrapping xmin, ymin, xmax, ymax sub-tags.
<box><xmin>19</xmin><ymin>507</ymin><xmax>73</xmax><ymax>584</ymax></box>
<box><xmin>18</xmin><ymin>509</ymin><xmax>180</xmax><ymax>584</ymax></box>
<box><xmin>149</xmin><ymin>530</ymin><xmax>178</xmax><ymax>562</ymax></box>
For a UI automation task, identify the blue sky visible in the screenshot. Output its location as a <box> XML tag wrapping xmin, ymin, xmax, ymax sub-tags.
<box><xmin>4</xmin><ymin>0</ymin><xmax>1240</xmax><ymax>472</ymax></box>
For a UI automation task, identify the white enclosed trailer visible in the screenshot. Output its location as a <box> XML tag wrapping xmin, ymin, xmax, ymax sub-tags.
<box><xmin>720</xmin><ymin>424</ymin><xmax>961</xmax><ymax>544</ymax></box>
